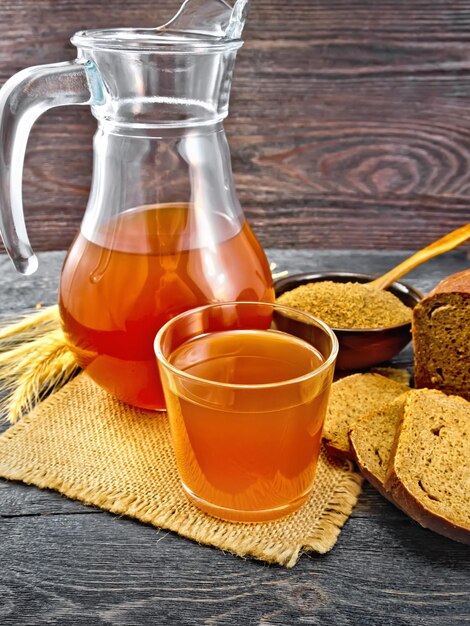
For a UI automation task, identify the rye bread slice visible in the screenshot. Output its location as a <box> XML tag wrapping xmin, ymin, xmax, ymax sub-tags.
<box><xmin>385</xmin><ymin>389</ymin><xmax>470</xmax><ymax>544</ymax></box>
<box><xmin>349</xmin><ymin>394</ymin><xmax>408</xmax><ymax>500</ymax></box>
<box><xmin>322</xmin><ymin>373</ymin><xmax>409</xmax><ymax>459</ymax></box>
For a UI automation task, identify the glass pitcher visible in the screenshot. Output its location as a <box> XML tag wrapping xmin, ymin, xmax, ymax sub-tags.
<box><xmin>0</xmin><ymin>0</ymin><xmax>274</xmax><ymax>410</ymax></box>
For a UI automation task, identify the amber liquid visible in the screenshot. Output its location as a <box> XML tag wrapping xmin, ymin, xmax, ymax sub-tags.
<box><xmin>59</xmin><ymin>204</ymin><xmax>274</xmax><ymax>409</ymax></box>
<box><xmin>166</xmin><ymin>329</ymin><xmax>330</xmax><ymax>522</ymax></box>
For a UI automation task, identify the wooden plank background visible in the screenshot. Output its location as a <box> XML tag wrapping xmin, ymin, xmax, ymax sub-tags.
<box><xmin>0</xmin><ymin>0</ymin><xmax>470</xmax><ymax>251</ymax></box>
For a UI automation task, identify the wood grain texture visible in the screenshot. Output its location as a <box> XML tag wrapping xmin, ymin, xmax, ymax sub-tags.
<box><xmin>1</xmin><ymin>511</ymin><xmax>469</xmax><ymax>626</ymax></box>
<box><xmin>0</xmin><ymin>1</ymin><xmax>470</xmax><ymax>252</ymax></box>
<box><xmin>1</xmin><ymin>249</ymin><xmax>470</xmax><ymax>625</ymax></box>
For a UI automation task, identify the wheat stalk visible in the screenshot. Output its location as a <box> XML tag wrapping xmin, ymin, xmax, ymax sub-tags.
<box><xmin>0</xmin><ymin>307</ymin><xmax>79</xmax><ymax>423</ymax></box>
<box><xmin>0</xmin><ymin>304</ymin><xmax>60</xmax><ymax>343</ymax></box>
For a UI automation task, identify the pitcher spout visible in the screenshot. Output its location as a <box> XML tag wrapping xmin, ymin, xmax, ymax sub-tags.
<box><xmin>159</xmin><ymin>0</ymin><xmax>251</xmax><ymax>40</ymax></box>
<box><xmin>69</xmin><ymin>1</ymin><xmax>251</xmax><ymax>129</ymax></box>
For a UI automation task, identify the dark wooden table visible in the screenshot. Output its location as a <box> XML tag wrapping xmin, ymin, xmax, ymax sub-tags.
<box><xmin>1</xmin><ymin>248</ymin><xmax>469</xmax><ymax>626</ymax></box>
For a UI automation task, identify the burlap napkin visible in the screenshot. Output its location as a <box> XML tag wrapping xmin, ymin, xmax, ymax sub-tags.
<box><xmin>0</xmin><ymin>374</ymin><xmax>363</xmax><ymax>567</ymax></box>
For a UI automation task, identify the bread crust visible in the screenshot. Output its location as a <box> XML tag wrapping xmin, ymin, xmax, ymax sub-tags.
<box><xmin>428</xmin><ymin>267</ymin><xmax>470</xmax><ymax>296</ymax></box>
<box><xmin>323</xmin><ymin>442</ymin><xmax>351</xmax><ymax>460</ymax></box>
<box><xmin>350</xmin><ymin>388</ymin><xmax>470</xmax><ymax>545</ymax></box>
<box><xmin>351</xmin><ymin>450</ymin><xmax>395</xmax><ymax>505</ymax></box>
<box><xmin>349</xmin><ymin>395</ymin><xmax>408</xmax><ymax>507</ymax></box>
<box><xmin>413</xmin><ymin>268</ymin><xmax>470</xmax><ymax>400</ymax></box>
<box><xmin>384</xmin><ymin>391</ymin><xmax>470</xmax><ymax>545</ymax></box>
<box><xmin>323</xmin><ymin>373</ymin><xmax>409</xmax><ymax>458</ymax></box>
<box><xmin>384</xmin><ymin>470</ymin><xmax>470</xmax><ymax>545</ymax></box>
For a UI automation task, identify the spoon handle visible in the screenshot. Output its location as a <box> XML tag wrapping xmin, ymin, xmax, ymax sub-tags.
<box><xmin>369</xmin><ymin>223</ymin><xmax>470</xmax><ymax>290</ymax></box>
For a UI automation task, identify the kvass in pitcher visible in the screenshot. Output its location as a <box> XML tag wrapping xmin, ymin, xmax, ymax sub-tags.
<box><xmin>0</xmin><ymin>0</ymin><xmax>274</xmax><ymax>409</ymax></box>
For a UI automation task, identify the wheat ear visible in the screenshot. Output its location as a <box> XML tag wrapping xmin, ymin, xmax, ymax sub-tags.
<box><xmin>0</xmin><ymin>304</ymin><xmax>60</xmax><ymax>343</ymax></box>
<box><xmin>0</xmin><ymin>307</ymin><xmax>79</xmax><ymax>423</ymax></box>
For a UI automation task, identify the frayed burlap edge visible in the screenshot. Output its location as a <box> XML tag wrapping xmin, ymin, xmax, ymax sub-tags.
<box><xmin>0</xmin><ymin>381</ymin><xmax>364</xmax><ymax>568</ymax></box>
<box><xmin>0</xmin><ymin>452</ymin><xmax>363</xmax><ymax>568</ymax></box>
<box><xmin>297</xmin><ymin>460</ymin><xmax>363</xmax><ymax>560</ymax></box>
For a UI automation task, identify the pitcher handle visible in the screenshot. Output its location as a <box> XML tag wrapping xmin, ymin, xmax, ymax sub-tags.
<box><xmin>0</xmin><ymin>60</ymin><xmax>102</xmax><ymax>274</ymax></box>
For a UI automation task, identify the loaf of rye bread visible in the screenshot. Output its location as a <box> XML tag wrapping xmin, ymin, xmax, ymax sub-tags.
<box><xmin>350</xmin><ymin>389</ymin><xmax>470</xmax><ymax>545</ymax></box>
<box><xmin>413</xmin><ymin>268</ymin><xmax>470</xmax><ymax>400</ymax></box>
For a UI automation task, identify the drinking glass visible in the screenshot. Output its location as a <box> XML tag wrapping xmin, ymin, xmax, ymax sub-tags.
<box><xmin>155</xmin><ymin>302</ymin><xmax>338</xmax><ymax>522</ymax></box>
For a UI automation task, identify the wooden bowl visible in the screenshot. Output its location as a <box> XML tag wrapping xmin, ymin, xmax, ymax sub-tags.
<box><xmin>274</xmin><ymin>272</ymin><xmax>423</xmax><ymax>371</ymax></box>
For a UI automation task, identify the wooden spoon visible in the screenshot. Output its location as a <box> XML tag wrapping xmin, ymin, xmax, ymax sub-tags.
<box><xmin>368</xmin><ymin>223</ymin><xmax>470</xmax><ymax>290</ymax></box>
